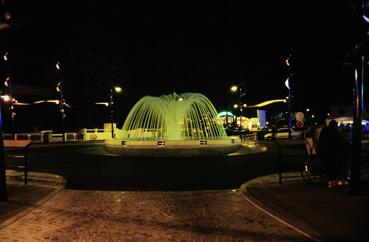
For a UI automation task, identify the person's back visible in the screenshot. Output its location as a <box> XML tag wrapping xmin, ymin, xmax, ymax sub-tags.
<box><xmin>318</xmin><ymin>120</ymin><xmax>342</xmax><ymax>188</ymax></box>
<box><xmin>319</xmin><ymin>122</ymin><xmax>341</xmax><ymax>155</ymax></box>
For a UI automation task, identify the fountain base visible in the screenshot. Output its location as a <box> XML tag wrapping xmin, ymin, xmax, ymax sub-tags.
<box><xmin>104</xmin><ymin>137</ymin><xmax>242</xmax><ymax>157</ymax></box>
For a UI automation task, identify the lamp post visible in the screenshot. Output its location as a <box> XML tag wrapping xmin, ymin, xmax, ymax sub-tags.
<box><xmin>0</xmin><ymin>0</ymin><xmax>13</xmax><ymax>201</ymax></box>
<box><xmin>346</xmin><ymin>0</ymin><xmax>369</xmax><ymax>195</ymax></box>
<box><xmin>56</xmin><ymin>61</ymin><xmax>66</xmax><ymax>143</ymax></box>
<box><xmin>0</xmin><ymin>93</ymin><xmax>6</xmax><ymax>201</ymax></box>
<box><xmin>285</xmin><ymin>54</ymin><xmax>293</xmax><ymax>139</ymax></box>
<box><xmin>230</xmin><ymin>84</ymin><xmax>246</xmax><ymax>132</ymax></box>
<box><xmin>0</xmin><ymin>54</ymin><xmax>10</xmax><ymax>201</ymax></box>
<box><xmin>3</xmin><ymin>52</ymin><xmax>15</xmax><ymax>138</ymax></box>
<box><xmin>109</xmin><ymin>85</ymin><xmax>122</xmax><ymax>139</ymax></box>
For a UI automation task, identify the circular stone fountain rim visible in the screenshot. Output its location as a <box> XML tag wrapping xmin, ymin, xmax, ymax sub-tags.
<box><xmin>104</xmin><ymin>137</ymin><xmax>242</xmax><ymax>157</ymax></box>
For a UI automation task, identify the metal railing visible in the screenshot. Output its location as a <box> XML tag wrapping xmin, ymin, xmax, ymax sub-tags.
<box><xmin>4</xmin><ymin>128</ymin><xmax>114</xmax><ymax>143</ymax></box>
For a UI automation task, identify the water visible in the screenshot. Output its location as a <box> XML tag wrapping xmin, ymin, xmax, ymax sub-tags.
<box><xmin>120</xmin><ymin>93</ymin><xmax>227</xmax><ymax>141</ymax></box>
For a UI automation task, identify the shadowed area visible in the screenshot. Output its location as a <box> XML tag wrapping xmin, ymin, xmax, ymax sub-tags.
<box><xmin>6</xmin><ymin>144</ymin><xmax>304</xmax><ymax>191</ymax></box>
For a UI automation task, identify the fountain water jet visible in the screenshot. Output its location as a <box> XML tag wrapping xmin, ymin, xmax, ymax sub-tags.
<box><xmin>105</xmin><ymin>92</ymin><xmax>241</xmax><ymax>157</ymax></box>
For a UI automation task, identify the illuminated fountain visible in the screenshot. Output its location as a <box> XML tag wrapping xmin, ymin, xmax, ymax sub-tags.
<box><xmin>105</xmin><ymin>93</ymin><xmax>241</xmax><ymax>157</ymax></box>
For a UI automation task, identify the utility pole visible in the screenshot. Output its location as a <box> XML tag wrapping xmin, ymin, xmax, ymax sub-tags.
<box><xmin>347</xmin><ymin>0</ymin><xmax>368</xmax><ymax>195</ymax></box>
<box><xmin>285</xmin><ymin>54</ymin><xmax>293</xmax><ymax>139</ymax></box>
<box><xmin>109</xmin><ymin>87</ymin><xmax>114</xmax><ymax>139</ymax></box>
<box><xmin>109</xmin><ymin>85</ymin><xmax>122</xmax><ymax>139</ymax></box>
<box><xmin>56</xmin><ymin>61</ymin><xmax>66</xmax><ymax>143</ymax></box>
<box><xmin>0</xmin><ymin>0</ymin><xmax>12</xmax><ymax>201</ymax></box>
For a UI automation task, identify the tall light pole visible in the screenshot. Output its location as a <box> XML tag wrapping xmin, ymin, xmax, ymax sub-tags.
<box><xmin>109</xmin><ymin>85</ymin><xmax>122</xmax><ymax>139</ymax></box>
<box><xmin>230</xmin><ymin>84</ymin><xmax>246</xmax><ymax>132</ymax></box>
<box><xmin>347</xmin><ymin>0</ymin><xmax>369</xmax><ymax>195</ymax></box>
<box><xmin>56</xmin><ymin>61</ymin><xmax>66</xmax><ymax>143</ymax></box>
<box><xmin>285</xmin><ymin>54</ymin><xmax>293</xmax><ymax>139</ymax></box>
<box><xmin>0</xmin><ymin>54</ymin><xmax>7</xmax><ymax>201</ymax></box>
<box><xmin>3</xmin><ymin>52</ymin><xmax>15</xmax><ymax>138</ymax></box>
<box><xmin>0</xmin><ymin>0</ymin><xmax>12</xmax><ymax>201</ymax></box>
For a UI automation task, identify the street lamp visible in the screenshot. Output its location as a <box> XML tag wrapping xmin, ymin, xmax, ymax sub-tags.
<box><xmin>345</xmin><ymin>0</ymin><xmax>369</xmax><ymax>195</ymax></box>
<box><xmin>0</xmin><ymin>0</ymin><xmax>14</xmax><ymax>201</ymax></box>
<box><xmin>0</xmin><ymin>53</ymin><xmax>10</xmax><ymax>201</ymax></box>
<box><xmin>55</xmin><ymin>61</ymin><xmax>66</xmax><ymax>143</ymax></box>
<box><xmin>109</xmin><ymin>85</ymin><xmax>122</xmax><ymax>139</ymax></box>
<box><xmin>2</xmin><ymin>52</ymin><xmax>15</xmax><ymax>138</ymax></box>
<box><xmin>285</xmin><ymin>54</ymin><xmax>293</xmax><ymax>139</ymax></box>
<box><xmin>230</xmin><ymin>84</ymin><xmax>246</xmax><ymax>132</ymax></box>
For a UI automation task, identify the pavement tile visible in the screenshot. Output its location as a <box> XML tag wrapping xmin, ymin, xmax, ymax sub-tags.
<box><xmin>0</xmin><ymin>189</ymin><xmax>313</xmax><ymax>241</ymax></box>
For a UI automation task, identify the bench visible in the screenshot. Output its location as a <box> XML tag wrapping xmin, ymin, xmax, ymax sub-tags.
<box><xmin>4</xmin><ymin>140</ymin><xmax>32</xmax><ymax>184</ymax></box>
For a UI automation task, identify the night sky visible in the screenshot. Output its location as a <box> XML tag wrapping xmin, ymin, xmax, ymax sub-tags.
<box><xmin>1</xmin><ymin>0</ymin><xmax>368</xmax><ymax>129</ymax></box>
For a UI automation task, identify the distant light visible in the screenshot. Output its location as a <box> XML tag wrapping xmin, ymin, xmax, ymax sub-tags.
<box><xmin>284</xmin><ymin>76</ymin><xmax>290</xmax><ymax>90</ymax></box>
<box><xmin>178</xmin><ymin>97</ymin><xmax>183</xmax><ymax>101</ymax></box>
<box><xmin>1</xmin><ymin>95</ymin><xmax>11</xmax><ymax>102</ymax></box>
<box><xmin>4</xmin><ymin>77</ymin><xmax>10</xmax><ymax>87</ymax></box>
<box><xmin>114</xmin><ymin>86</ymin><xmax>122</xmax><ymax>93</ymax></box>
<box><xmin>56</xmin><ymin>82</ymin><xmax>61</xmax><ymax>92</ymax></box>
<box><xmin>217</xmin><ymin>111</ymin><xmax>235</xmax><ymax>117</ymax></box>
<box><xmin>311</xmin><ymin>114</ymin><xmax>315</xmax><ymax>118</ymax></box>
<box><xmin>230</xmin><ymin>85</ymin><xmax>238</xmax><ymax>92</ymax></box>
<box><xmin>363</xmin><ymin>0</ymin><xmax>369</xmax><ymax>24</ymax></box>
<box><xmin>56</xmin><ymin>62</ymin><xmax>60</xmax><ymax>71</ymax></box>
<box><xmin>233</xmin><ymin>104</ymin><xmax>238</xmax><ymax>109</ymax></box>
<box><xmin>364</xmin><ymin>15</ymin><xmax>369</xmax><ymax>24</ymax></box>
<box><xmin>95</xmin><ymin>102</ymin><xmax>109</xmax><ymax>107</ymax></box>
<box><xmin>231</xmin><ymin>189</ymin><xmax>237</xmax><ymax>192</ymax></box>
<box><xmin>327</xmin><ymin>113</ymin><xmax>330</xmax><ymax>116</ymax></box>
<box><xmin>285</xmin><ymin>55</ymin><xmax>291</xmax><ymax>66</ymax></box>
<box><xmin>46</xmin><ymin>100</ymin><xmax>60</xmax><ymax>105</ymax></box>
<box><xmin>247</xmin><ymin>99</ymin><xmax>286</xmax><ymax>108</ymax></box>
<box><xmin>3</xmin><ymin>52</ymin><xmax>8</xmax><ymax>61</ymax></box>
<box><xmin>306</xmin><ymin>108</ymin><xmax>310</xmax><ymax>112</ymax></box>
<box><xmin>243</xmin><ymin>103</ymin><xmax>247</xmax><ymax>107</ymax></box>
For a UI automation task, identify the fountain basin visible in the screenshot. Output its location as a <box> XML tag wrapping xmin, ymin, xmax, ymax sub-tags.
<box><xmin>104</xmin><ymin>137</ymin><xmax>242</xmax><ymax>157</ymax></box>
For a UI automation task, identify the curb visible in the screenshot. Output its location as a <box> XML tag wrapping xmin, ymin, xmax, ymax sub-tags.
<box><xmin>0</xmin><ymin>170</ymin><xmax>66</xmax><ymax>230</ymax></box>
<box><xmin>6</xmin><ymin>169</ymin><xmax>67</xmax><ymax>186</ymax></box>
<box><xmin>240</xmin><ymin>173</ymin><xmax>322</xmax><ymax>242</ymax></box>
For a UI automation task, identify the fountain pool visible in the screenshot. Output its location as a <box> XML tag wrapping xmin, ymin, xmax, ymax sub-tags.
<box><xmin>105</xmin><ymin>93</ymin><xmax>241</xmax><ymax>157</ymax></box>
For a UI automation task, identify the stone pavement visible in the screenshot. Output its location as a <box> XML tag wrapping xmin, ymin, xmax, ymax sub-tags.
<box><xmin>2</xmin><ymin>169</ymin><xmax>368</xmax><ymax>241</ymax></box>
<box><xmin>0</xmin><ymin>171</ymin><xmax>314</xmax><ymax>241</ymax></box>
<box><xmin>241</xmin><ymin>172</ymin><xmax>369</xmax><ymax>242</ymax></box>
<box><xmin>0</xmin><ymin>170</ymin><xmax>65</xmax><ymax>228</ymax></box>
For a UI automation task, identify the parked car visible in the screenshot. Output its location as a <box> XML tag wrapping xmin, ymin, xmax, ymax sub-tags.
<box><xmin>263</xmin><ymin>128</ymin><xmax>302</xmax><ymax>140</ymax></box>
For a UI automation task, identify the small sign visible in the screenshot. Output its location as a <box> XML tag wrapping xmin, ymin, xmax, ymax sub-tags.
<box><xmin>295</xmin><ymin>112</ymin><xmax>305</xmax><ymax>121</ymax></box>
<box><xmin>296</xmin><ymin>120</ymin><xmax>304</xmax><ymax>128</ymax></box>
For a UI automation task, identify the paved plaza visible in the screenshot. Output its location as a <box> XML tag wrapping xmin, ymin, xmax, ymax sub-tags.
<box><xmin>0</xmin><ymin>188</ymin><xmax>312</xmax><ymax>241</ymax></box>
<box><xmin>1</xmin><ymin>143</ymin><xmax>368</xmax><ymax>241</ymax></box>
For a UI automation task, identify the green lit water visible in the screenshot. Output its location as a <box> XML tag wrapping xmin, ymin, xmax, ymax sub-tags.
<box><xmin>120</xmin><ymin>93</ymin><xmax>227</xmax><ymax>141</ymax></box>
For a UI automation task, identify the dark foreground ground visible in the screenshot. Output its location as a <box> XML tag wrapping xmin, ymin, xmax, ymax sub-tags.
<box><xmin>1</xmin><ymin>142</ymin><xmax>368</xmax><ymax>241</ymax></box>
<box><xmin>6</xmin><ymin>143</ymin><xmax>298</xmax><ymax>191</ymax></box>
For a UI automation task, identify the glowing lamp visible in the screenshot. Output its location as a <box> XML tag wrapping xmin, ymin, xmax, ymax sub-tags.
<box><xmin>114</xmin><ymin>86</ymin><xmax>122</xmax><ymax>93</ymax></box>
<box><xmin>3</xmin><ymin>52</ymin><xmax>8</xmax><ymax>61</ymax></box>
<box><xmin>1</xmin><ymin>95</ymin><xmax>11</xmax><ymax>102</ymax></box>
<box><xmin>284</xmin><ymin>76</ymin><xmax>290</xmax><ymax>90</ymax></box>
<box><xmin>363</xmin><ymin>1</ymin><xmax>369</xmax><ymax>24</ymax></box>
<box><xmin>230</xmin><ymin>85</ymin><xmax>238</xmax><ymax>92</ymax></box>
